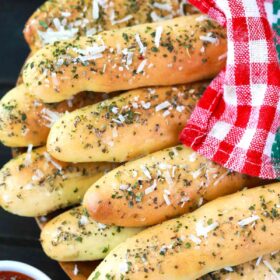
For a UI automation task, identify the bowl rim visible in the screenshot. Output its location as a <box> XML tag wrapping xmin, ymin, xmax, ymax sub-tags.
<box><xmin>0</xmin><ymin>260</ymin><xmax>51</xmax><ymax>280</ymax></box>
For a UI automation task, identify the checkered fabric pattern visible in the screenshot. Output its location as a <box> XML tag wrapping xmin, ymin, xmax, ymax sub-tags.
<box><xmin>180</xmin><ymin>0</ymin><xmax>280</xmax><ymax>179</ymax></box>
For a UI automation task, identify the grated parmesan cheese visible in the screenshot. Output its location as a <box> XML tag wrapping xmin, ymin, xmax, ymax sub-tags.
<box><xmin>154</xmin><ymin>26</ymin><xmax>163</xmax><ymax>48</ymax></box>
<box><xmin>196</xmin><ymin>220</ymin><xmax>219</xmax><ymax>238</ymax></box>
<box><xmin>112</xmin><ymin>15</ymin><xmax>133</xmax><ymax>25</ymax></box>
<box><xmin>32</xmin><ymin>169</ymin><xmax>44</xmax><ymax>182</ymax></box>
<box><xmin>145</xmin><ymin>180</ymin><xmax>157</xmax><ymax>195</ymax></box>
<box><xmin>25</xmin><ymin>144</ymin><xmax>33</xmax><ymax>166</ymax></box>
<box><xmin>43</xmin><ymin>152</ymin><xmax>62</xmax><ymax>171</ymax></box>
<box><xmin>73</xmin><ymin>264</ymin><xmax>79</xmax><ymax>276</ymax></box>
<box><xmin>38</xmin><ymin>27</ymin><xmax>78</xmax><ymax>45</ymax></box>
<box><xmin>163</xmin><ymin>193</ymin><xmax>171</xmax><ymax>205</ymax></box>
<box><xmin>150</xmin><ymin>11</ymin><xmax>172</xmax><ymax>22</ymax></box>
<box><xmin>111</xmin><ymin>106</ymin><xmax>119</xmax><ymax>114</ymax></box>
<box><xmin>189</xmin><ymin>152</ymin><xmax>197</xmax><ymax>162</ymax></box>
<box><xmin>237</xmin><ymin>215</ymin><xmax>260</xmax><ymax>227</ymax></box>
<box><xmin>135</xmin><ymin>34</ymin><xmax>146</xmax><ymax>54</ymax></box>
<box><xmin>73</xmin><ymin>44</ymin><xmax>106</xmax><ymax>63</ymax></box>
<box><xmin>141</xmin><ymin>101</ymin><xmax>151</xmax><ymax>109</ymax></box>
<box><xmin>136</xmin><ymin>59</ymin><xmax>147</xmax><ymax>73</ymax></box>
<box><xmin>79</xmin><ymin>215</ymin><xmax>89</xmax><ymax>226</ymax></box>
<box><xmin>119</xmin><ymin>262</ymin><xmax>129</xmax><ymax>273</ymax></box>
<box><xmin>155</xmin><ymin>101</ymin><xmax>171</xmax><ymax>112</ymax></box>
<box><xmin>119</xmin><ymin>184</ymin><xmax>129</xmax><ymax>190</ymax></box>
<box><xmin>141</xmin><ymin>165</ymin><xmax>152</xmax><ymax>179</ymax></box>
<box><xmin>189</xmin><ymin>234</ymin><xmax>201</xmax><ymax>245</ymax></box>
<box><xmin>199</xmin><ymin>34</ymin><xmax>218</xmax><ymax>44</ymax></box>
<box><xmin>163</xmin><ymin>110</ymin><xmax>170</xmax><ymax>117</ymax></box>
<box><xmin>223</xmin><ymin>266</ymin><xmax>234</xmax><ymax>272</ymax></box>
<box><xmin>263</xmin><ymin>260</ymin><xmax>280</xmax><ymax>280</ymax></box>
<box><xmin>61</xmin><ymin>11</ymin><xmax>71</xmax><ymax>17</ymax></box>
<box><xmin>164</xmin><ymin>170</ymin><xmax>173</xmax><ymax>186</ymax></box>
<box><xmin>176</xmin><ymin>105</ymin><xmax>185</xmax><ymax>112</ymax></box>
<box><xmin>41</xmin><ymin>108</ymin><xmax>62</xmax><ymax>127</ymax></box>
<box><xmin>118</xmin><ymin>114</ymin><xmax>125</xmax><ymax>123</ymax></box>
<box><xmin>97</xmin><ymin>223</ymin><xmax>107</xmax><ymax>230</ymax></box>
<box><xmin>126</xmin><ymin>51</ymin><xmax>134</xmax><ymax>65</ymax></box>
<box><xmin>255</xmin><ymin>256</ymin><xmax>263</xmax><ymax>266</ymax></box>
<box><xmin>92</xmin><ymin>0</ymin><xmax>99</xmax><ymax>19</ymax></box>
<box><xmin>86</xmin><ymin>27</ymin><xmax>97</xmax><ymax>36</ymax></box>
<box><xmin>153</xmin><ymin>2</ymin><xmax>172</xmax><ymax>11</ymax></box>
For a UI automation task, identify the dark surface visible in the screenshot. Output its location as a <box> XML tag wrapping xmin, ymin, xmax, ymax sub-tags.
<box><xmin>0</xmin><ymin>1</ymin><xmax>69</xmax><ymax>279</ymax></box>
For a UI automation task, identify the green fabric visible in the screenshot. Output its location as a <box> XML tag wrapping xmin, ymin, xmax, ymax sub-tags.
<box><xmin>270</xmin><ymin>0</ymin><xmax>280</xmax><ymax>175</ymax></box>
<box><xmin>273</xmin><ymin>0</ymin><xmax>280</xmax><ymax>59</ymax></box>
<box><xmin>271</xmin><ymin>128</ymin><xmax>280</xmax><ymax>172</ymax></box>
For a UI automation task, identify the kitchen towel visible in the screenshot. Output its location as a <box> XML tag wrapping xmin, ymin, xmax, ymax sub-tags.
<box><xmin>180</xmin><ymin>0</ymin><xmax>280</xmax><ymax>178</ymax></box>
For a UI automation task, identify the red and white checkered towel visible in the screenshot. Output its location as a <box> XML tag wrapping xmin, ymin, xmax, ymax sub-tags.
<box><xmin>180</xmin><ymin>0</ymin><xmax>280</xmax><ymax>179</ymax></box>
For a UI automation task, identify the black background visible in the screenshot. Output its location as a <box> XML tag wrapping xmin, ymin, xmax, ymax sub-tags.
<box><xmin>0</xmin><ymin>1</ymin><xmax>69</xmax><ymax>279</ymax></box>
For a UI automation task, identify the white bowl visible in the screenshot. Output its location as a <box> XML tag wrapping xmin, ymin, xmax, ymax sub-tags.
<box><xmin>0</xmin><ymin>260</ymin><xmax>51</xmax><ymax>280</ymax></box>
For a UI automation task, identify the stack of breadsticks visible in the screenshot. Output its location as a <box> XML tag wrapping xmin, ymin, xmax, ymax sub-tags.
<box><xmin>1</xmin><ymin>0</ymin><xmax>280</xmax><ymax>279</ymax></box>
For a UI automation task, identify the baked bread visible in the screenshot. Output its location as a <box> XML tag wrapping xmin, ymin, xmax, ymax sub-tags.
<box><xmin>40</xmin><ymin>206</ymin><xmax>143</xmax><ymax>261</ymax></box>
<box><xmin>24</xmin><ymin>0</ymin><xmax>198</xmax><ymax>51</ymax></box>
<box><xmin>203</xmin><ymin>252</ymin><xmax>280</xmax><ymax>279</ymax></box>
<box><xmin>0</xmin><ymin>84</ymin><xmax>106</xmax><ymax>147</ymax></box>
<box><xmin>89</xmin><ymin>183</ymin><xmax>280</xmax><ymax>279</ymax></box>
<box><xmin>83</xmin><ymin>145</ymin><xmax>261</xmax><ymax>227</ymax></box>
<box><xmin>47</xmin><ymin>83</ymin><xmax>207</xmax><ymax>163</ymax></box>
<box><xmin>23</xmin><ymin>15</ymin><xmax>227</xmax><ymax>102</ymax></box>
<box><xmin>0</xmin><ymin>146</ymin><xmax>116</xmax><ymax>217</ymax></box>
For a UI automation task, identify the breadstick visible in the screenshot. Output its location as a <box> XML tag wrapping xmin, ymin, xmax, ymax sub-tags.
<box><xmin>0</xmin><ymin>146</ymin><xmax>116</xmax><ymax>217</ymax></box>
<box><xmin>0</xmin><ymin>84</ymin><xmax>105</xmax><ymax>147</ymax></box>
<box><xmin>89</xmin><ymin>183</ymin><xmax>280</xmax><ymax>280</ymax></box>
<box><xmin>83</xmin><ymin>145</ymin><xmax>261</xmax><ymax>227</ymax></box>
<box><xmin>203</xmin><ymin>252</ymin><xmax>280</xmax><ymax>280</ymax></box>
<box><xmin>24</xmin><ymin>0</ymin><xmax>198</xmax><ymax>51</ymax></box>
<box><xmin>40</xmin><ymin>206</ymin><xmax>143</xmax><ymax>261</ymax></box>
<box><xmin>47</xmin><ymin>83</ymin><xmax>207</xmax><ymax>162</ymax></box>
<box><xmin>23</xmin><ymin>15</ymin><xmax>227</xmax><ymax>102</ymax></box>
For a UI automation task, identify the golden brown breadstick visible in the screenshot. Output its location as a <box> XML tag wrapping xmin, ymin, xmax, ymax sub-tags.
<box><xmin>40</xmin><ymin>206</ymin><xmax>143</xmax><ymax>261</ymax></box>
<box><xmin>89</xmin><ymin>183</ymin><xmax>280</xmax><ymax>280</ymax></box>
<box><xmin>24</xmin><ymin>0</ymin><xmax>198</xmax><ymax>51</ymax></box>
<box><xmin>47</xmin><ymin>83</ymin><xmax>206</xmax><ymax>163</ymax></box>
<box><xmin>0</xmin><ymin>84</ymin><xmax>105</xmax><ymax>147</ymax></box>
<box><xmin>83</xmin><ymin>145</ymin><xmax>261</xmax><ymax>227</ymax></box>
<box><xmin>203</xmin><ymin>252</ymin><xmax>280</xmax><ymax>280</ymax></box>
<box><xmin>23</xmin><ymin>15</ymin><xmax>227</xmax><ymax>102</ymax></box>
<box><xmin>0</xmin><ymin>146</ymin><xmax>116</xmax><ymax>217</ymax></box>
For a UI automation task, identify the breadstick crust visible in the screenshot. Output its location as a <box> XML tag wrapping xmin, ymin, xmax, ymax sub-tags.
<box><xmin>40</xmin><ymin>206</ymin><xmax>143</xmax><ymax>261</ymax></box>
<box><xmin>23</xmin><ymin>15</ymin><xmax>227</xmax><ymax>103</ymax></box>
<box><xmin>83</xmin><ymin>145</ymin><xmax>261</xmax><ymax>227</ymax></box>
<box><xmin>0</xmin><ymin>146</ymin><xmax>116</xmax><ymax>217</ymax></box>
<box><xmin>47</xmin><ymin>83</ymin><xmax>206</xmax><ymax>163</ymax></box>
<box><xmin>24</xmin><ymin>0</ymin><xmax>197</xmax><ymax>51</ymax></box>
<box><xmin>203</xmin><ymin>252</ymin><xmax>280</xmax><ymax>280</ymax></box>
<box><xmin>90</xmin><ymin>183</ymin><xmax>280</xmax><ymax>280</ymax></box>
<box><xmin>0</xmin><ymin>85</ymin><xmax>49</xmax><ymax>147</ymax></box>
<box><xmin>0</xmin><ymin>84</ymin><xmax>106</xmax><ymax>147</ymax></box>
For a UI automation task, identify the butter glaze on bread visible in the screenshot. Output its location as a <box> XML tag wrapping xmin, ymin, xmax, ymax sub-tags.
<box><xmin>23</xmin><ymin>15</ymin><xmax>226</xmax><ymax>102</ymax></box>
<box><xmin>0</xmin><ymin>147</ymin><xmax>116</xmax><ymax>217</ymax></box>
<box><xmin>90</xmin><ymin>183</ymin><xmax>280</xmax><ymax>279</ymax></box>
<box><xmin>47</xmin><ymin>83</ymin><xmax>206</xmax><ymax>163</ymax></box>
<box><xmin>83</xmin><ymin>145</ymin><xmax>261</xmax><ymax>227</ymax></box>
<box><xmin>41</xmin><ymin>206</ymin><xmax>143</xmax><ymax>261</ymax></box>
<box><xmin>24</xmin><ymin>0</ymin><xmax>198</xmax><ymax>51</ymax></box>
<box><xmin>0</xmin><ymin>84</ymin><xmax>106</xmax><ymax>147</ymax></box>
